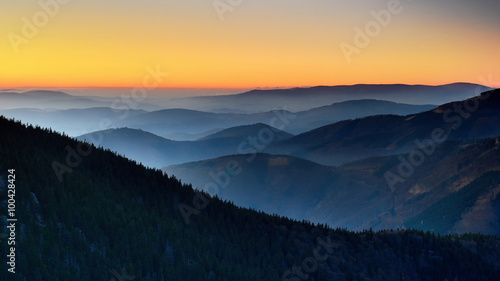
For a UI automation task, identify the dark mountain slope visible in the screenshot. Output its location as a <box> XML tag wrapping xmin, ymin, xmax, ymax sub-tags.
<box><xmin>336</xmin><ymin>137</ymin><xmax>500</xmax><ymax>233</ymax></box>
<box><xmin>165</xmin><ymin>154</ymin><xmax>336</xmax><ymax>221</ymax></box>
<box><xmin>167</xmin><ymin>137</ymin><xmax>500</xmax><ymax>234</ymax></box>
<box><xmin>403</xmin><ymin>171</ymin><xmax>500</xmax><ymax>233</ymax></box>
<box><xmin>1</xmin><ymin>116</ymin><xmax>500</xmax><ymax>280</ymax></box>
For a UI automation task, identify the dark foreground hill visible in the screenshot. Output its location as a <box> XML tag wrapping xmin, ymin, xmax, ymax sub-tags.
<box><xmin>1</xmin><ymin>116</ymin><xmax>499</xmax><ymax>280</ymax></box>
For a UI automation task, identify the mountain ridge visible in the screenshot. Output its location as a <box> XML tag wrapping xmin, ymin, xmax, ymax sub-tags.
<box><xmin>198</xmin><ymin>123</ymin><xmax>293</xmax><ymax>141</ymax></box>
<box><xmin>266</xmin><ymin>89</ymin><xmax>500</xmax><ymax>166</ymax></box>
<box><xmin>168</xmin><ymin>83</ymin><xmax>490</xmax><ymax>111</ymax></box>
<box><xmin>166</xmin><ymin>137</ymin><xmax>500</xmax><ymax>234</ymax></box>
<box><xmin>77</xmin><ymin>124</ymin><xmax>292</xmax><ymax>168</ymax></box>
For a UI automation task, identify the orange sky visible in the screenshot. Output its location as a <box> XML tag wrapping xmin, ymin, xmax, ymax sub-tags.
<box><xmin>1</xmin><ymin>0</ymin><xmax>500</xmax><ymax>89</ymax></box>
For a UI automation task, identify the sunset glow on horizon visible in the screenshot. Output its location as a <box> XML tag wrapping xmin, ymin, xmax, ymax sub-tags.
<box><xmin>2</xmin><ymin>0</ymin><xmax>500</xmax><ymax>90</ymax></box>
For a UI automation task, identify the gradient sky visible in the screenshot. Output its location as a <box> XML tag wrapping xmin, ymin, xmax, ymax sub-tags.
<box><xmin>1</xmin><ymin>0</ymin><xmax>500</xmax><ymax>89</ymax></box>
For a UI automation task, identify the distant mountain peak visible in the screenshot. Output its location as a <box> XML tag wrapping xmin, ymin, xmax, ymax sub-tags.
<box><xmin>199</xmin><ymin>123</ymin><xmax>293</xmax><ymax>141</ymax></box>
<box><xmin>22</xmin><ymin>90</ymin><xmax>73</xmax><ymax>98</ymax></box>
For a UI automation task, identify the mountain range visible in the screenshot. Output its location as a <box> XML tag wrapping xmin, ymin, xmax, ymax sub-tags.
<box><xmin>166</xmin><ymin>83</ymin><xmax>489</xmax><ymax>112</ymax></box>
<box><xmin>77</xmin><ymin>123</ymin><xmax>293</xmax><ymax>168</ymax></box>
<box><xmin>165</xmin><ymin>89</ymin><xmax>500</xmax><ymax>234</ymax></box>
<box><xmin>266</xmin><ymin>89</ymin><xmax>500</xmax><ymax>166</ymax></box>
<box><xmin>166</xmin><ymin>137</ymin><xmax>500</xmax><ymax>235</ymax></box>
<box><xmin>1</xmin><ymin>115</ymin><xmax>499</xmax><ymax>280</ymax></box>
<box><xmin>1</xmin><ymin>97</ymin><xmax>436</xmax><ymax>139</ymax></box>
<box><xmin>1</xmin><ymin>84</ymin><xmax>500</xmax><ymax>280</ymax></box>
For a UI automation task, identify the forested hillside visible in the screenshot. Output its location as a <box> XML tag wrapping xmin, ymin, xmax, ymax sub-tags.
<box><xmin>1</xmin><ymin>116</ymin><xmax>499</xmax><ymax>280</ymax></box>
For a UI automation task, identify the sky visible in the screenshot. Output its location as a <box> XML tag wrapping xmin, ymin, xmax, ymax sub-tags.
<box><xmin>1</xmin><ymin>0</ymin><xmax>500</xmax><ymax>90</ymax></box>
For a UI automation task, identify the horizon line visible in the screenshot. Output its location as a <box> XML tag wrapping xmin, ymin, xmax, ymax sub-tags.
<box><xmin>0</xmin><ymin>81</ymin><xmax>489</xmax><ymax>91</ymax></box>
